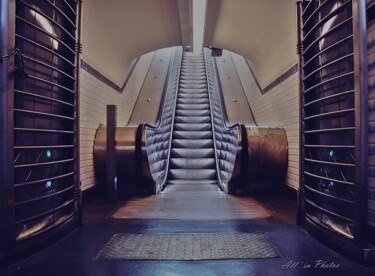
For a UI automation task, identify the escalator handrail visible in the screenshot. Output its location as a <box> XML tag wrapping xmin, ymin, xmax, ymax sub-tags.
<box><xmin>203</xmin><ymin>48</ymin><xmax>242</xmax><ymax>191</ymax></box>
<box><xmin>143</xmin><ymin>47</ymin><xmax>183</xmax><ymax>190</ymax></box>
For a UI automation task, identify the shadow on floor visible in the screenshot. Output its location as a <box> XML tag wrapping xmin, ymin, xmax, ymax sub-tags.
<box><xmin>1</xmin><ymin>189</ymin><xmax>375</xmax><ymax>276</ymax></box>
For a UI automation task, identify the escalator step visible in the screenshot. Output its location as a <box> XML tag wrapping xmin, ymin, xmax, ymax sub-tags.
<box><xmin>171</xmin><ymin>148</ymin><xmax>215</xmax><ymax>158</ymax></box>
<box><xmin>176</xmin><ymin>103</ymin><xmax>210</xmax><ymax>110</ymax></box>
<box><xmin>177</xmin><ymin>98</ymin><xmax>209</xmax><ymax>105</ymax></box>
<box><xmin>175</xmin><ymin>109</ymin><xmax>210</xmax><ymax>117</ymax></box>
<box><xmin>167</xmin><ymin>179</ymin><xmax>217</xmax><ymax>185</ymax></box>
<box><xmin>170</xmin><ymin>158</ymin><xmax>216</xmax><ymax>169</ymax></box>
<box><xmin>180</xmin><ymin>76</ymin><xmax>206</xmax><ymax>81</ymax></box>
<box><xmin>179</xmin><ymin>93</ymin><xmax>208</xmax><ymax>99</ymax></box>
<box><xmin>172</xmin><ymin>139</ymin><xmax>214</xmax><ymax>149</ymax></box>
<box><xmin>174</xmin><ymin>123</ymin><xmax>212</xmax><ymax>131</ymax></box>
<box><xmin>179</xmin><ymin>84</ymin><xmax>207</xmax><ymax>90</ymax></box>
<box><xmin>165</xmin><ymin>54</ymin><xmax>219</xmax><ymax>184</ymax></box>
<box><xmin>175</xmin><ymin>116</ymin><xmax>210</xmax><ymax>124</ymax></box>
<box><xmin>179</xmin><ymin>88</ymin><xmax>208</xmax><ymax>94</ymax></box>
<box><xmin>173</xmin><ymin>130</ymin><xmax>213</xmax><ymax>139</ymax></box>
<box><xmin>169</xmin><ymin>169</ymin><xmax>216</xmax><ymax>180</ymax></box>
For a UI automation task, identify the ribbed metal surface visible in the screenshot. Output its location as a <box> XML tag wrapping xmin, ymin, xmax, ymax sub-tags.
<box><xmin>302</xmin><ymin>0</ymin><xmax>356</xmax><ymax>239</ymax></box>
<box><xmin>203</xmin><ymin>48</ymin><xmax>239</xmax><ymax>191</ymax></box>
<box><xmin>96</xmin><ymin>233</ymin><xmax>280</xmax><ymax>260</ymax></box>
<box><xmin>368</xmin><ymin>13</ymin><xmax>375</xmax><ymax>227</ymax></box>
<box><xmin>13</xmin><ymin>0</ymin><xmax>77</xmax><ymax>240</ymax></box>
<box><xmin>145</xmin><ymin>47</ymin><xmax>182</xmax><ymax>188</ymax></box>
<box><xmin>168</xmin><ymin>53</ymin><xmax>217</xmax><ymax>184</ymax></box>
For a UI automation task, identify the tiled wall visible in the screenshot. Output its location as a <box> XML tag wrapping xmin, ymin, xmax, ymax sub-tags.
<box><xmin>230</xmin><ymin>52</ymin><xmax>300</xmax><ymax>190</ymax></box>
<box><xmin>79</xmin><ymin>52</ymin><xmax>155</xmax><ymax>190</ymax></box>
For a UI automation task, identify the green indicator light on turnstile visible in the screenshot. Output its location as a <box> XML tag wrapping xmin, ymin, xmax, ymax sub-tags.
<box><xmin>45</xmin><ymin>180</ymin><xmax>52</xmax><ymax>189</ymax></box>
<box><xmin>329</xmin><ymin>150</ymin><xmax>334</xmax><ymax>158</ymax></box>
<box><xmin>46</xmin><ymin>150</ymin><xmax>52</xmax><ymax>158</ymax></box>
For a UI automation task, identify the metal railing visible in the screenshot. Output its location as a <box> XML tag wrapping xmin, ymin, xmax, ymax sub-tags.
<box><xmin>10</xmin><ymin>0</ymin><xmax>79</xmax><ymax>242</ymax></box>
<box><xmin>143</xmin><ymin>47</ymin><xmax>183</xmax><ymax>193</ymax></box>
<box><xmin>299</xmin><ymin>0</ymin><xmax>369</xmax><ymax>248</ymax></box>
<box><xmin>203</xmin><ymin>48</ymin><xmax>243</xmax><ymax>193</ymax></box>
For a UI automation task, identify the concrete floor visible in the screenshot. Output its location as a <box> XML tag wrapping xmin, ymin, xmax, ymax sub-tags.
<box><xmin>1</xmin><ymin>183</ymin><xmax>375</xmax><ymax>276</ymax></box>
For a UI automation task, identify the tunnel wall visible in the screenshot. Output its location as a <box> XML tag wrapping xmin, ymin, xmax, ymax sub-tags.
<box><xmin>79</xmin><ymin>48</ymin><xmax>175</xmax><ymax>190</ymax></box>
<box><xmin>229</xmin><ymin>51</ymin><xmax>300</xmax><ymax>191</ymax></box>
<box><xmin>79</xmin><ymin>52</ymin><xmax>152</xmax><ymax>190</ymax></box>
<box><xmin>204</xmin><ymin>0</ymin><xmax>297</xmax><ymax>88</ymax></box>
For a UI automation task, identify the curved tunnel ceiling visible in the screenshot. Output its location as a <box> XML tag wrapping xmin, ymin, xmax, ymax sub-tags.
<box><xmin>82</xmin><ymin>0</ymin><xmax>297</xmax><ymax>89</ymax></box>
<box><xmin>204</xmin><ymin>0</ymin><xmax>297</xmax><ymax>88</ymax></box>
<box><xmin>82</xmin><ymin>0</ymin><xmax>182</xmax><ymax>87</ymax></box>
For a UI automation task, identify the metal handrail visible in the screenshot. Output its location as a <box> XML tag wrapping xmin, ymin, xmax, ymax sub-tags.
<box><xmin>304</xmin><ymin>184</ymin><xmax>354</xmax><ymax>204</ymax></box>
<box><xmin>304</xmin><ymin>108</ymin><xmax>355</xmax><ymax>121</ymax></box>
<box><xmin>303</xmin><ymin>35</ymin><xmax>353</xmax><ymax>68</ymax></box>
<box><xmin>15</xmin><ymin>34</ymin><xmax>76</xmax><ymax>67</ymax></box>
<box><xmin>45</xmin><ymin>0</ymin><xmax>77</xmax><ymax>28</ymax></box>
<box><xmin>303</xmin><ymin>1</ymin><xmax>351</xmax><ymax>41</ymax></box>
<box><xmin>203</xmin><ymin>48</ymin><xmax>242</xmax><ymax>192</ymax></box>
<box><xmin>143</xmin><ymin>47</ymin><xmax>183</xmax><ymax>191</ymax></box>
<box><xmin>15</xmin><ymin>90</ymin><xmax>75</xmax><ymax>107</ymax></box>
<box><xmin>15</xmin><ymin>171</ymin><xmax>75</xmax><ymax>187</ymax></box>
<box><xmin>304</xmin><ymin>71</ymin><xmax>354</xmax><ymax>94</ymax></box>
<box><xmin>305</xmin><ymin>198</ymin><xmax>354</xmax><ymax>223</ymax></box>
<box><xmin>302</xmin><ymin>0</ymin><xmax>315</xmax><ymax>17</ymax></box>
<box><xmin>16</xmin><ymin>16</ymin><xmax>75</xmax><ymax>54</ymax></box>
<box><xmin>303</xmin><ymin>53</ymin><xmax>354</xmax><ymax>81</ymax></box>
<box><xmin>303</xmin><ymin>17</ymin><xmax>353</xmax><ymax>55</ymax></box>
<box><xmin>304</xmin><ymin>144</ymin><xmax>355</xmax><ymax>148</ymax></box>
<box><xmin>304</xmin><ymin>171</ymin><xmax>354</xmax><ymax>186</ymax></box>
<box><xmin>302</xmin><ymin>0</ymin><xmax>330</xmax><ymax>29</ymax></box>
<box><xmin>304</xmin><ymin>89</ymin><xmax>354</xmax><ymax>107</ymax></box>
<box><xmin>304</xmin><ymin>157</ymin><xmax>355</xmax><ymax>167</ymax></box>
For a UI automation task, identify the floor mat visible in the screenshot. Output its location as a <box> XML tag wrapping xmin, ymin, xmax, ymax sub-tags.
<box><xmin>96</xmin><ymin>233</ymin><xmax>281</xmax><ymax>260</ymax></box>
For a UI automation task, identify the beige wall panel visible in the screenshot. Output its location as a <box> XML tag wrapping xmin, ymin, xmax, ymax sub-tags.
<box><xmin>205</xmin><ymin>0</ymin><xmax>297</xmax><ymax>88</ymax></box>
<box><xmin>82</xmin><ymin>0</ymin><xmax>182</xmax><ymax>87</ymax></box>
<box><xmin>128</xmin><ymin>48</ymin><xmax>175</xmax><ymax>125</ymax></box>
<box><xmin>79</xmin><ymin>51</ymin><xmax>155</xmax><ymax>190</ymax></box>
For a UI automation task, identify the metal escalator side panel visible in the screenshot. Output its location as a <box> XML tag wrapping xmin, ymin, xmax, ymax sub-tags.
<box><xmin>143</xmin><ymin>47</ymin><xmax>183</xmax><ymax>193</ymax></box>
<box><xmin>203</xmin><ymin>48</ymin><xmax>240</xmax><ymax>193</ymax></box>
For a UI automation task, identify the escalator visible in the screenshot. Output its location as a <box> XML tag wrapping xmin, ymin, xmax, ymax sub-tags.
<box><xmin>94</xmin><ymin>47</ymin><xmax>287</xmax><ymax>196</ymax></box>
<box><xmin>168</xmin><ymin>53</ymin><xmax>217</xmax><ymax>185</ymax></box>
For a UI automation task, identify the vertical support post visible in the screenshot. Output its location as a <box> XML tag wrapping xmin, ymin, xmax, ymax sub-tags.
<box><xmin>106</xmin><ymin>105</ymin><xmax>117</xmax><ymax>203</ymax></box>
<box><xmin>0</xmin><ymin>0</ymin><xmax>15</xmax><ymax>250</ymax></box>
<box><xmin>353</xmin><ymin>0</ymin><xmax>368</xmax><ymax>246</ymax></box>
<box><xmin>296</xmin><ymin>0</ymin><xmax>305</xmax><ymax>225</ymax></box>
<box><xmin>74</xmin><ymin>0</ymin><xmax>83</xmax><ymax>225</ymax></box>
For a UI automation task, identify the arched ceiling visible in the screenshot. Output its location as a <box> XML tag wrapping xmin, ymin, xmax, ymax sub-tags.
<box><xmin>82</xmin><ymin>0</ymin><xmax>297</xmax><ymax>89</ymax></box>
<box><xmin>204</xmin><ymin>0</ymin><xmax>297</xmax><ymax>88</ymax></box>
<box><xmin>82</xmin><ymin>0</ymin><xmax>182</xmax><ymax>87</ymax></box>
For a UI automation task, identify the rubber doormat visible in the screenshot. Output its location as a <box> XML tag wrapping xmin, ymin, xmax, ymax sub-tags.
<box><xmin>96</xmin><ymin>233</ymin><xmax>280</xmax><ymax>260</ymax></box>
